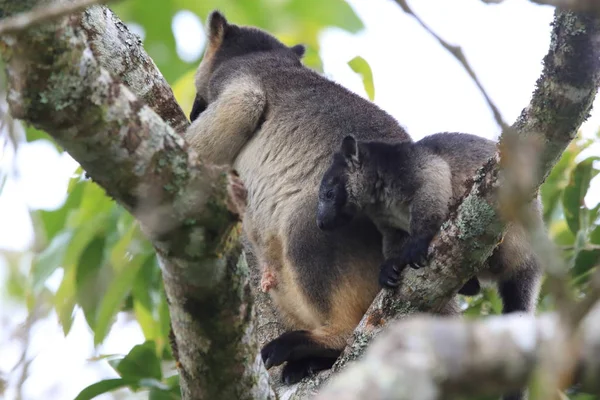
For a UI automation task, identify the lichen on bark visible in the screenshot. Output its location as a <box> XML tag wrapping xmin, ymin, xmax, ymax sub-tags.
<box><xmin>0</xmin><ymin>1</ymin><xmax>274</xmax><ymax>398</ymax></box>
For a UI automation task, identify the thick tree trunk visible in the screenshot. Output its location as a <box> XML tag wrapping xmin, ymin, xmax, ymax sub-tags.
<box><xmin>0</xmin><ymin>2</ymin><xmax>274</xmax><ymax>399</ymax></box>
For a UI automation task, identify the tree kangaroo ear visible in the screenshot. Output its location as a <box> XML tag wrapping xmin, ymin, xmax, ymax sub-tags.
<box><xmin>290</xmin><ymin>44</ymin><xmax>306</xmax><ymax>58</ymax></box>
<box><xmin>341</xmin><ymin>135</ymin><xmax>360</xmax><ymax>163</ymax></box>
<box><xmin>207</xmin><ymin>10</ymin><xmax>229</xmax><ymax>45</ymax></box>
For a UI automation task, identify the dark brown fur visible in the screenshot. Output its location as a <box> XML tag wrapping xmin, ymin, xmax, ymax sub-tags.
<box><xmin>318</xmin><ymin>132</ymin><xmax>543</xmax><ymax>314</ymax></box>
<box><xmin>185</xmin><ymin>11</ymin><xmax>462</xmax><ymax>384</ymax></box>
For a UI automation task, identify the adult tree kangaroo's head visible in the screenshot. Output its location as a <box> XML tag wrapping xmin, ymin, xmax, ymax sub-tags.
<box><xmin>189</xmin><ymin>11</ymin><xmax>306</xmax><ymax>122</ymax></box>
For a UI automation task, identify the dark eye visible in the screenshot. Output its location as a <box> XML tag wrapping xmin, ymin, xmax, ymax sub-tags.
<box><xmin>325</xmin><ymin>190</ymin><xmax>334</xmax><ymax>200</ymax></box>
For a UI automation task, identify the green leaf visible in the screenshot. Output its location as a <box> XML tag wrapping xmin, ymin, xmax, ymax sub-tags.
<box><xmin>149</xmin><ymin>388</ymin><xmax>181</xmax><ymax>400</ymax></box>
<box><xmin>483</xmin><ymin>287</ymin><xmax>503</xmax><ymax>315</ymax></box>
<box><xmin>550</xmin><ymin>219</ymin><xmax>576</xmax><ymax>246</ymax></box>
<box><xmin>284</xmin><ymin>0</ymin><xmax>363</xmax><ymax>34</ymax></box>
<box><xmin>147</xmin><ymin>374</ymin><xmax>181</xmax><ymax>400</ymax></box>
<box><xmin>73</xmin><ymin>378</ymin><xmax>132</xmax><ymax>400</ymax></box>
<box><xmin>572</xmin><ymin>249</ymin><xmax>600</xmax><ymax>282</ymax></box>
<box><xmin>132</xmin><ymin>256</ymin><xmax>162</xmax><ymax>343</ymax></box>
<box><xmin>63</xmin><ymin>214</ymin><xmax>107</xmax><ymax>267</ymax></box>
<box><xmin>562</xmin><ymin>157</ymin><xmax>600</xmax><ymax>234</ymax></box>
<box><xmin>54</xmin><ymin>263</ymin><xmax>77</xmax><ymax>335</ymax></box>
<box><xmin>171</xmin><ymin>68</ymin><xmax>197</xmax><ymax>119</ymax></box>
<box><xmin>25</xmin><ymin>126</ymin><xmax>51</xmax><ymax>142</ymax></box>
<box><xmin>139</xmin><ymin>378</ymin><xmax>171</xmax><ymax>391</ymax></box>
<box><xmin>541</xmin><ymin>139</ymin><xmax>586</xmax><ymax>222</ymax></box>
<box><xmin>76</xmin><ymin>236</ymin><xmax>108</xmax><ymax>330</ymax></box>
<box><xmin>72</xmin><ymin>182</ymin><xmax>115</xmax><ymax>226</ymax></box>
<box><xmin>348</xmin><ymin>56</ymin><xmax>375</xmax><ymax>101</ymax></box>
<box><xmin>111</xmin><ymin>341</ymin><xmax>162</xmax><ymax>381</ymax></box>
<box><xmin>591</xmin><ymin>225</ymin><xmax>600</xmax><ymax>245</ymax></box>
<box><xmin>158</xmin><ymin>286</ymin><xmax>172</xmax><ymax>354</ymax></box>
<box><xmin>94</xmin><ymin>252</ymin><xmax>146</xmax><ymax>345</ymax></box>
<box><xmin>31</xmin><ymin>231</ymin><xmax>73</xmax><ymax>293</ymax></box>
<box><xmin>132</xmin><ymin>256</ymin><xmax>160</xmax><ymax>311</ymax></box>
<box><xmin>37</xmin><ymin>180</ymin><xmax>85</xmax><ymax>242</ymax></box>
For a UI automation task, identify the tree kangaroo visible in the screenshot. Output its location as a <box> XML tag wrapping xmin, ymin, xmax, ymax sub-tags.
<box><xmin>185</xmin><ymin>11</ymin><xmax>458</xmax><ymax>384</ymax></box>
<box><xmin>317</xmin><ymin>133</ymin><xmax>543</xmax><ymax>400</ymax></box>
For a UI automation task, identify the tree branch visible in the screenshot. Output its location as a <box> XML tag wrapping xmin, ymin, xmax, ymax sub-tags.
<box><xmin>0</xmin><ymin>0</ymin><xmax>113</xmax><ymax>35</ymax></box>
<box><xmin>79</xmin><ymin>5</ymin><xmax>189</xmax><ymax>134</ymax></box>
<box><xmin>394</xmin><ymin>0</ymin><xmax>510</xmax><ymax>131</ymax></box>
<box><xmin>289</xmin><ymin>9</ymin><xmax>600</xmax><ymax>398</ymax></box>
<box><xmin>0</xmin><ymin>1</ymin><xmax>273</xmax><ymax>399</ymax></box>
<box><xmin>315</xmin><ymin>305</ymin><xmax>600</xmax><ymax>399</ymax></box>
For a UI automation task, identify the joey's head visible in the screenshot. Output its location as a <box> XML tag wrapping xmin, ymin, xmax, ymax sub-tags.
<box><xmin>190</xmin><ymin>10</ymin><xmax>306</xmax><ymax>122</ymax></box>
<box><xmin>317</xmin><ymin>136</ymin><xmax>377</xmax><ymax>231</ymax></box>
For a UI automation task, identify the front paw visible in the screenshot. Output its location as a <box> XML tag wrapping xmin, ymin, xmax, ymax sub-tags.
<box><xmin>402</xmin><ymin>237</ymin><xmax>431</xmax><ymax>269</ymax></box>
<box><xmin>379</xmin><ymin>258</ymin><xmax>405</xmax><ymax>288</ymax></box>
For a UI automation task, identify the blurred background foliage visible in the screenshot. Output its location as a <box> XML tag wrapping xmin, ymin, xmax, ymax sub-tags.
<box><xmin>0</xmin><ymin>0</ymin><xmax>598</xmax><ymax>399</ymax></box>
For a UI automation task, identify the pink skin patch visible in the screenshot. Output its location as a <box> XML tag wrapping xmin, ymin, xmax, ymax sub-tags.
<box><xmin>260</xmin><ymin>266</ymin><xmax>277</xmax><ymax>292</ymax></box>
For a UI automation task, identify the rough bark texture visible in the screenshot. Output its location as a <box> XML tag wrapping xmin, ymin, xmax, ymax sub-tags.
<box><xmin>0</xmin><ymin>1</ymin><xmax>273</xmax><ymax>399</ymax></box>
<box><xmin>288</xmin><ymin>9</ymin><xmax>600</xmax><ymax>398</ymax></box>
<box><xmin>315</xmin><ymin>304</ymin><xmax>600</xmax><ymax>400</ymax></box>
<box><xmin>80</xmin><ymin>5</ymin><xmax>188</xmax><ymax>134</ymax></box>
<box><xmin>514</xmin><ymin>10</ymin><xmax>600</xmax><ymax>185</ymax></box>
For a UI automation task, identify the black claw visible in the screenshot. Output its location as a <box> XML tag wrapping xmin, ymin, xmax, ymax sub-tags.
<box><xmin>264</xmin><ymin>357</ymin><xmax>273</xmax><ymax>370</ymax></box>
<box><xmin>379</xmin><ymin>258</ymin><xmax>406</xmax><ymax>288</ymax></box>
<box><xmin>386</xmin><ymin>279</ymin><xmax>399</xmax><ymax>287</ymax></box>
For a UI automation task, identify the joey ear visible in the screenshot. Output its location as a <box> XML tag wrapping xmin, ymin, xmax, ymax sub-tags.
<box><xmin>341</xmin><ymin>136</ymin><xmax>359</xmax><ymax>163</ymax></box>
<box><xmin>207</xmin><ymin>10</ymin><xmax>229</xmax><ymax>44</ymax></box>
<box><xmin>290</xmin><ymin>44</ymin><xmax>306</xmax><ymax>58</ymax></box>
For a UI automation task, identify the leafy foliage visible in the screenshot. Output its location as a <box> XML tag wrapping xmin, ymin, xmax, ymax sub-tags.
<box><xmin>461</xmin><ymin>134</ymin><xmax>600</xmax><ymax>319</ymax></box>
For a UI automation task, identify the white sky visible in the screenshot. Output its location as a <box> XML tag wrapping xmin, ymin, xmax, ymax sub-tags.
<box><xmin>1</xmin><ymin>0</ymin><xmax>599</xmax><ymax>398</ymax></box>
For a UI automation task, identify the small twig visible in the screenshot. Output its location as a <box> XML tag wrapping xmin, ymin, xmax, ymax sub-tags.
<box><xmin>394</xmin><ymin>0</ymin><xmax>510</xmax><ymax>131</ymax></box>
<box><xmin>482</xmin><ymin>0</ymin><xmax>600</xmax><ymax>15</ymax></box>
<box><xmin>0</xmin><ymin>0</ymin><xmax>117</xmax><ymax>35</ymax></box>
